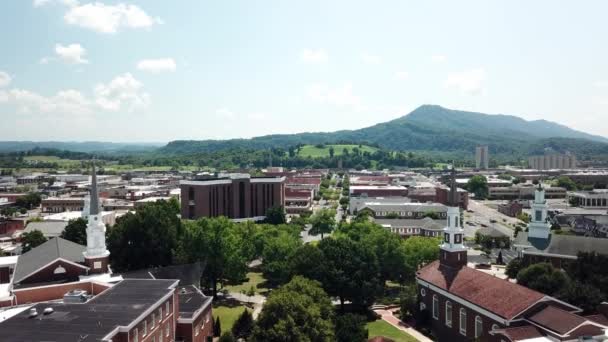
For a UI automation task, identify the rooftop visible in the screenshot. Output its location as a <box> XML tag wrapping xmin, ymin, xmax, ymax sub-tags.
<box><xmin>514</xmin><ymin>232</ymin><xmax>608</xmax><ymax>258</ymax></box>
<box><xmin>177</xmin><ymin>285</ymin><xmax>212</xmax><ymax>319</ymax></box>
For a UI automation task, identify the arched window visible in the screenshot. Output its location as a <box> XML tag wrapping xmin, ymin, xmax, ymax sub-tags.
<box><xmin>53</xmin><ymin>265</ymin><xmax>66</xmax><ymax>274</ymax></box>
<box><xmin>445</xmin><ymin>301</ymin><xmax>452</xmax><ymax>327</ymax></box>
<box><xmin>432</xmin><ymin>295</ymin><xmax>439</xmax><ymax>319</ymax></box>
<box><xmin>475</xmin><ymin>316</ymin><xmax>483</xmax><ymax>338</ymax></box>
<box><xmin>491</xmin><ymin>324</ymin><xmax>499</xmax><ymax>332</ymax></box>
<box><xmin>459</xmin><ymin>308</ymin><xmax>467</xmax><ymax>335</ymax></box>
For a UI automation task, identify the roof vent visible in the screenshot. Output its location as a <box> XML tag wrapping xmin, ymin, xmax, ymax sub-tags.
<box><xmin>63</xmin><ymin>289</ymin><xmax>89</xmax><ymax>303</ymax></box>
<box><xmin>28</xmin><ymin>308</ymin><xmax>38</xmax><ymax>318</ymax></box>
<box><xmin>179</xmin><ymin>287</ymin><xmax>187</xmax><ymax>294</ymax></box>
<box><xmin>43</xmin><ymin>307</ymin><xmax>54</xmax><ymax>315</ymax></box>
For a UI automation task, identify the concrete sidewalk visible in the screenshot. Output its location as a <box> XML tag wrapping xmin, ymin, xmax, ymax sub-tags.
<box><xmin>373</xmin><ymin>308</ymin><xmax>433</xmax><ymax>342</ymax></box>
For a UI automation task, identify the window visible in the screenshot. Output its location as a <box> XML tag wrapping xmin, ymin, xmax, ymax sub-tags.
<box><xmin>133</xmin><ymin>328</ymin><xmax>139</xmax><ymax>342</ymax></box>
<box><xmin>143</xmin><ymin>320</ymin><xmax>147</xmax><ymax>336</ymax></box>
<box><xmin>158</xmin><ymin>308</ymin><xmax>162</xmax><ymax>322</ymax></box>
<box><xmin>165</xmin><ymin>325</ymin><xmax>170</xmax><ymax>337</ymax></box>
<box><xmin>492</xmin><ymin>324</ymin><xmax>499</xmax><ymax>332</ymax></box>
<box><xmin>444</xmin><ymin>232</ymin><xmax>450</xmax><ymax>243</ymax></box>
<box><xmin>459</xmin><ymin>308</ymin><xmax>467</xmax><ymax>335</ymax></box>
<box><xmin>535</xmin><ymin>210</ymin><xmax>542</xmax><ymax>221</ymax></box>
<box><xmin>151</xmin><ymin>314</ymin><xmax>155</xmax><ymax>328</ymax></box>
<box><xmin>420</xmin><ymin>288</ymin><xmax>426</xmax><ymax>297</ymax></box>
<box><xmin>445</xmin><ymin>301</ymin><xmax>452</xmax><ymax>327</ymax></box>
<box><xmin>475</xmin><ymin>316</ymin><xmax>483</xmax><ymax>338</ymax></box>
<box><xmin>455</xmin><ymin>234</ymin><xmax>462</xmax><ymax>244</ymax></box>
<box><xmin>448</xmin><ymin>216</ymin><xmax>450</xmax><ymax>226</ymax></box>
<box><xmin>195</xmin><ymin>323</ymin><xmax>201</xmax><ymax>336</ymax></box>
<box><xmin>151</xmin><ymin>336</ymin><xmax>155</xmax><ymax>342</ymax></box>
<box><xmin>165</xmin><ymin>301</ymin><xmax>170</xmax><ymax>316</ymax></box>
<box><xmin>432</xmin><ymin>295</ymin><xmax>439</xmax><ymax>319</ymax></box>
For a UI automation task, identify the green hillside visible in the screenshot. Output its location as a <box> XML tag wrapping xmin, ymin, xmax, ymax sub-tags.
<box><xmin>297</xmin><ymin>144</ymin><xmax>378</xmax><ymax>158</ymax></box>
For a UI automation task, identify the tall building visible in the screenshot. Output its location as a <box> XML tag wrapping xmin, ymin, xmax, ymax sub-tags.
<box><xmin>475</xmin><ymin>145</ymin><xmax>489</xmax><ymax>169</ymax></box>
<box><xmin>181</xmin><ymin>173</ymin><xmax>285</xmax><ymax>220</ymax></box>
<box><xmin>527</xmin><ymin>184</ymin><xmax>551</xmax><ymax>239</ymax></box>
<box><xmin>528</xmin><ymin>153</ymin><xmax>577</xmax><ymax>170</ymax></box>
<box><xmin>83</xmin><ymin>162</ymin><xmax>110</xmax><ymax>274</ymax></box>
<box><xmin>416</xmin><ymin>168</ymin><xmax>608</xmax><ymax>341</ymax></box>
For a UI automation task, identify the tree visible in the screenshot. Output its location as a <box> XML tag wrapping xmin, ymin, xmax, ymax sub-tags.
<box><xmin>399</xmin><ymin>236</ymin><xmax>441</xmax><ymax>280</ymax></box>
<box><xmin>568</xmin><ymin>196</ymin><xmax>579</xmax><ymax>207</ymax></box>
<box><xmin>60</xmin><ymin>218</ymin><xmax>87</xmax><ymax>245</ymax></box>
<box><xmin>466</xmin><ymin>175</ymin><xmax>488</xmax><ymax>199</ymax></box>
<box><xmin>214</xmin><ymin>317</ymin><xmax>222</xmax><ymax>337</ymax></box>
<box><xmin>309</xmin><ymin>208</ymin><xmax>336</xmax><ymax>239</ymax></box>
<box><xmin>261</xmin><ymin>228</ymin><xmax>302</xmax><ymax>285</ymax></box>
<box><xmin>251</xmin><ymin>276</ymin><xmax>335</xmax><ymax>342</ymax></box>
<box><xmin>16</xmin><ymin>192</ymin><xmax>42</xmax><ymax>210</ymax></box>
<box><xmin>318</xmin><ymin>237</ymin><xmax>382</xmax><ymax>310</ymax></box>
<box><xmin>21</xmin><ymin>229</ymin><xmax>47</xmax><ymax>253</ymax></box>
<box><xmin>329</xmin><ymin>146</ymin><xmax>335</xmax><ymax>158</ymax></box>
<box><xmin>516</xmin><ymin>263</ymin><xmax>568</xmax><ymax>296</ymax></box>
<box><xmin>399</xmin><ymin>283</ymin><xmax>418</xmax><ymax>320</ymax></box>
<box><xmin>559</xmin><ymin>281</ymin><xmax>604</xmax><ymax>313</ymax></box>
<box><xmin>505</xmin><ymin>258</ymin><xmax>525</xmax><ymax>279</ymax></box>
<box><xmin>232</xmin><ymin>309</ymin><xmax>254</xmax><ymax>340</ymax></box>
<box><xmin>265</xmin><ymin>206</ymin><xmax>287</xmax><ymax>225</ymax></box>
<box><xmin>107</xmin><ymin>200</ymin><xmax>182</xmax><ymax>272</ymax></box>
<box><xmin>335</xmin><ymin>314</ymin><xmax>368</xmax><ymax>342</ymax></box>
<box><xmin>289</xmin><ymin>244</ymin><xmax>326</xmax><ymax>282</ymax></box>
<box><xmin>218</xmin><ymin>332</ymin><xmax>235</xmax><ymax>342</ymax></box>
<box><xmin>555</xmin><ymin>176</ymin><xmax>577</xmax><ymax>191</ymax></box>
<box><xmin>179</xmin><ymin>217</ymin><xmax>247</xmax><ymax>297</ymax></box>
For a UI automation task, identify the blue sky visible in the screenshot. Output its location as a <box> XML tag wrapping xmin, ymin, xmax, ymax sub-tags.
<box><xmin>0</xmin><ymin>0</ymin><xmax>607</xmax><ymax>142</ymax></box>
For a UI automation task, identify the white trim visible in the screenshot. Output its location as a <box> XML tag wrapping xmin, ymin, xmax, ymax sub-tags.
<box><xmin>13</xmin><ymin>257</ymin><xmax>89</xmax><ymax>284</ymax></box>
<box><xmin>509</xmin><ymin>296</ymin><xmax>581</xmax><ymax>320</ymax></box>
<box><xmin>445</xmin><ymin>301</ymin><xmax>452</xmax><ymax>327</ymax></box>
<box><xmin>523</xmin><ymin>318</ymin><xmax>608</xmax><ymax>338</ymax></box>
<box><xmin>459</xmin><ymin>308</ymin><xmax>467</xmax><ymax>336</ymax></box>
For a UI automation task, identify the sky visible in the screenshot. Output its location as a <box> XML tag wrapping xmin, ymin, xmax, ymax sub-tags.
<box><xmin>0</xmin><ymin>0</ymin><xmax>607</xmax><ymax>142</ymax></box>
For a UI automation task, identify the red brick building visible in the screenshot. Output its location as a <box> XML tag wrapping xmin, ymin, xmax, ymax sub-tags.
<box><xmin>349</xmin><ymin>185</ymin><xmax>408</xmax><ymax>198</ymax></box>
<box><xmin>181</xmin><ymin>174</ymin><xmax>285</xmax><ymax>220</ymax></box>
<box><xmin>435</xmin><ymin>186</ymin><xmax>469</xmax><ymax>210</ymax></box>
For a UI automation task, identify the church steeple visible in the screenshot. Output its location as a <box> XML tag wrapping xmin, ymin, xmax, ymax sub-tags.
<box><xmin>528</xmin><ymin>182</ymin><xmax>550</xmax><ymax>239</ymax></box>
<box><xmin>83</xmin><ymin>160</ymin><xmax>110</xmax><ymax>274</ymax></box>
<box><xmin>440</xmin><ymin>165</ymin><xmax>467</xmax><ymax>268</ymax></box>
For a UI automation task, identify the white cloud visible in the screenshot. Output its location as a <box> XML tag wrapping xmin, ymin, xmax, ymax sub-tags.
<box><xmin>8</xmin><ymin>88</ymin><xmax>91</xmax><ymax>115</ymax></box>
<box><xmin>34</xmin><ymin>0</ymin><xmax>79</xmax><ymax>7</ymax></box>
<box><xmin>0</xmin><ymin>71</ymin><xmax>11</xmax><ymax>87</ymax></box>
<box><xmin>0</xmin><ymin>91</ymin><xmax>7</xmax><ymax>103</ymax></box>
<box><xmin>444</xmin><ymin>68</ymin><xmax>487</xmax><ymax>95</ymax></box>
<box><xmin>136</xmin><ymin>58</ymin><xmax>177</xmax><ymax>73</ymax></box>
<box><xmin>308</xmin><ymin>83</ymin><xmax>362</xmax><ymax>109</ymax></box>
<box><xmin>33</xmin><ymin>0</ymin><xmax>51</xmax><ymax>7</ymax></box>
<box><xmin>94</xmin><ymin>73</ymin><xmax>150</xmax><ymax>111</ymax></box>
<box><xmin>593</xmin><ymin>80</ymin><xmax>608</xmax><ymax>88</ymax></box>
<box><xmin>394</xmin><ymin>71</ymin><xmax>409</xmax><ymax>81</ymax></box>
<box><xmin>361</xmin><ymin>52</ymin><xmax>382</xmax><ymax>65</ymax></box>
<box><xmin>64</xmin><ymin>2</ymin><xmax>161</xmax><ymax>33</ymax></box>
<box><xmin>431</xmin><ymin>55</ymin><xmax>447</xmax><ymax>63</ymax></box>
<box><xmin>55</xmin><ymin>43</ymin><xmax>89</xmax><ymax>64</ymax></box>
<box><xmin>301</xmin><ymin>49</ymin><xmax>328</xmax><ymax>64</ymax></box>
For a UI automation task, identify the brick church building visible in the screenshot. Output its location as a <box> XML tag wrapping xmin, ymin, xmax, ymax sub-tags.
<box><xmin>416</xmin><ymin>168</ymin><xmax>608</xmax><ymax>341</ymax></box>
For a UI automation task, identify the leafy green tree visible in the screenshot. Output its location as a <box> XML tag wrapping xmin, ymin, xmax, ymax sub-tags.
<box><xmin>559</xmin><ymin>281</ymin><xmax>604</xmax><ymax>313</ymax></box>
<box><xmin>399</xmin><ymin>236</ymin><xmax>441</xmax><ymax>280</ymax></box>
<box><xmin>335</xmin><ymin>314</ymin><xmax>368</xmax><ymax>342</ymax></box>
<box><xmin>179</xmin><ymin>217</ymin><xmax>247</xmax><ymax>297</ymax></box>
<box><xmin>318</xmin><ymin>237</ymin><xmax>382</xmax><ymax>310</ymax></box>
<box><xmin>60</xmin><ymin>217</ymin><xmax>87</xmax><ymax>245</ymax></box>
<box><xmin>21</xmin><ymin>229</ymin><xmax>47</xmax><ymax>253</ymax></box>
<box><xmin>16</xmin><ymin>192</ymin><xmax>42</xmax><ymax>210</ymax></box>
<box><xmin>309</xmin><ymin>208</ymin><xmax>336</xmax><ymax>239</ymax></box>
<box><xmin>251</xmin><ymin>276</ymin><xmax>335</xmax><ymax>342</ymax></box>
<box><xmin>566</xmin><ymin>252</ymin><xmax>608</xmax><ymax>299</ymax></box>
<box><xmin>265</xmin><ymin>206</ymin><xmax>287</xmax><ymax>225</ymax></box>
<box><xmin>466</xmin><ymin>175</ymin><xmax>488</xmax><ymax>199</ymax></box>
<box><xmin>107</xmin><ymin>200</ymin><xmax>182</xmax><ymax>272</ymax></box>
<box><xmin>399</xmin><ymin>283</ymin><xmax>418</xmax><ymax>319</ymax></box>
<box><xmin>261</xmin><ymin>228</ymin><xmax>302</xmax><ymax>285</ymax></box>
<box><xmin>329</xmin><ymin>146</ymin><xmax>335</xmax><ymax>158</ymax></box>
<box><xmin>423</xmin><ymin>211</ymin><xmax>439</xmax><ymax>219</ymax></box>
<box><xmin>555</xmin><ymin>176</ymin><xmax>577</xmax><ymax>191</ymax></box>
<box><xmin>214</xmin><ymin>317</ymin><xmax>222</xmax><ymax>337</ymax></box>
<box><xmin>232</xmin><ymin>309</ymin><xmax>254</xmax><ymax>340</ymax></box>
<box><xmin>289</xmin><ymin>244</ymin><xmax>326</xmax><ymax>282</ymax></box>
<box><xmin>517</xmin><ymin>263</ymin><xmax>568</xmax><ymax>296</ymax></box>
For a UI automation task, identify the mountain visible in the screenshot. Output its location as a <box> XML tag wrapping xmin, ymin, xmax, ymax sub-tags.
<box><xmin>0</xmin><ymin>141</ymin><xmax>163</xmax><ymax>154</ymax></box>
<box><xmin>160</xmin><ymin>105</ymin><xmax>608</xmax><ymax>160</ymax></box>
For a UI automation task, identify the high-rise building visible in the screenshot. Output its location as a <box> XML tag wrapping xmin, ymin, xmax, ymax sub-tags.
<box><xmin>528</xmin><ymin>153</ymin><xmax>577</xmax><ymax>170</ymax></box>
<box><xmin>475</xmin><ymin>145</ymin><xmax>489</xmax><ymax>169</ymax></box>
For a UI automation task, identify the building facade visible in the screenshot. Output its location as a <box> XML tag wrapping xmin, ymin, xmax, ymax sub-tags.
<box><xmin>528</xmin><ymin>154</ymin><xmax>577</xmax><ymax>170</ymax></box>
<box><xmin>568</xmin><ymin>190</ymin><xmax>608</xmax><ymax>208</ymax></box>
<box><xmin>475</xmin><ymin>145</ymin><xmax>489</xmax><ymax>170</ymax></box>
<box><xmin>181</xmin><ymin>174</ymin><xmax>285</xmax><ymax>220</ymax></box>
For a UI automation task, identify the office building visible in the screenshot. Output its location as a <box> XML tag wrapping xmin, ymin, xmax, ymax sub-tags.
<box><xmin>475</xmin><ymin>145</ymin><xmax>489</xmax><ymax>169</ymax></box>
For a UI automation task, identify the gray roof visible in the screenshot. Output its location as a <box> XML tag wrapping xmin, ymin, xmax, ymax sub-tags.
<box><xmin>374</xmin><ymin>217</ymin><xmax>445</xmax><ymax>231</ymax></box>
<box><xmin>13</xmin><ymin>237</ymin><xmax>86</xmax><ymax>283</ymax></box>
<box><xmin>514</xmin><ymin>232</ymin><xmax>608</xmax><ymax>258</ymax></box>
<box><xmin>24</xmin><ymin>220</ymin><xmax>69</xmax><ymax>238</ymax></box>
<box><xmin>361</xmin><ymin>203</ymin><xmax>447</xmax><ymax>213</ymax></box>
<box><xmin>477</xmin><ymin>227</ymin><xmax>509</xmax><ymax>238</ymax></box>
<box><xmin>178</xmin><ymin>285</ymin><xmax>213</xmax><ymax>319</ymax></box>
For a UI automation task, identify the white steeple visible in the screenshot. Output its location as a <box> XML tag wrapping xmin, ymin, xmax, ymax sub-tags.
<box><xmin>439</xmin><ymin>165</ymin><xmax>467</xmax><ymax>268</ymax></box>
<box><xmin>84</xmin><ymin>161</ymin><xmax>109</xmax><ymax>260</ymax></box>
<box><xmin>528</xmin><ymin>183</ymin><xmax>551</xmax><ymax>239</ymax></box>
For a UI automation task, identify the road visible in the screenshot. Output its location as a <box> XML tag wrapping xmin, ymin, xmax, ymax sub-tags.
<box><xmin>466</xmin><ymin>200</ymin><xmax>518</xmax><ymax>238</ymax></box>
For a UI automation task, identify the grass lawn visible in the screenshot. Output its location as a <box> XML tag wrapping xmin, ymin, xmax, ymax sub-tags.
<box><xmin>297</xmin><ymin>144</ymin><xmax>378</xmax><ymax>158</ymax></box>
<box><xmin>23</xmin><ymin>155</ymin><xmax>83</xmax><ymax>168</ymax></box>
<box><xmin>224</xmin><ymin>272</ymin><xmax>269</xmax><ymax>295</ymax></box>
<box><xmin>212</xmin><ymin>305</ymin><xmax>251</xmax><ymax>333</ymax></box>
<box><xmin>366</xmin><ymin>319</ymin><xmax>418</xmax><ymax>342</ymax></box>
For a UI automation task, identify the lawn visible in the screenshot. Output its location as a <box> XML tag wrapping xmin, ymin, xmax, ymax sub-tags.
<box><xmin>212</xmin><ymin>305</ymin><xmax>251</xmax><ymax>333</ymax></box>
<box><xmin>23</xmin><ymin>155</ymin><xmax>83</xmax><ymax>168</ymax></box>
<box><xmin>297</xmin><ymin>144</ymin><xmax>378</xmax><ymax>158</ymax></box>
<box><xmin>366</xmin><ymin>319</ymin><xmax>419</xmax><ymax>342</ymax></box>
<box><xmin>224</xmin><ymin>272</ymin><xmax>269</xmax><ymax>295</ymax></box>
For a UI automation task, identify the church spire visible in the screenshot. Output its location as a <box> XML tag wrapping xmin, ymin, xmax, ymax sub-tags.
<box><xmin>440</xmin><ymin>164</ymin><xmax>467</xmax><ymax>268</ymax></box>
<box><xmin>89</xmin><ymin>161</ymin><xmax>100</xmax><ymax>216</ymax></box>
<box><xmin>83</xmin><ymin>159</ymin><xmax>110</xmax><ymax>274</ymax></box>
<box><xmin>528</xmin><ymin>181</ymin><xmax>550</xmax><ymax>239</ymax></box>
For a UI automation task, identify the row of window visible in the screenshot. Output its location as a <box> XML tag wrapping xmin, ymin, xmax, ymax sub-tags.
<box><xmin>431</xmin><ymin>294</ymin><xmax>496</xmax><ymax>338</ymax></box>
<box><xmin>374</xmin><ymin>211</ymin><xmax>447</xmax><ymax>217</ymax></box>
<box><xmin>132</xmin><ymin>301</ymin><xmax>172</xmax><ymax>342</ymax></box>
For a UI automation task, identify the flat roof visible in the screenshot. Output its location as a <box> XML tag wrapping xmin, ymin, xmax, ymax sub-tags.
<box><xmin>178</xmin><ymin>285</ymin><xmax>212</xmax><ymax>319</ymax></box>
<box><xmin>0</xmin><ymin>279</ymin><xmax>178</xmax><ymax>341</ymax></box>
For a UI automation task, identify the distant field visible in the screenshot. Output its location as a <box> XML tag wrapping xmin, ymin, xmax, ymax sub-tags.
<box><xmin>23</xmin><ymin>155</ymin><xmax>83</xmax><ymax>168</ymax></box>
<box><xmin>297</xmin><ymin>144</ymin><xmax>378</xmax><ymax>158</ymax></box>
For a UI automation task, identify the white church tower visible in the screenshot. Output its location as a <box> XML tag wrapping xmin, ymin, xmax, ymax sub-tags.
<box><xmin>528</xmin><ymin>183</ymin><xmax>551</xmax><ymax>239</ymax></box>
<box><xmin>83</xmin><ymin>162</ymin><xmax>110</xmax><ymax>274</ymax></box>
<box><xmin>439</xmin><ymin>165</ymin><xmax>467</xmax><ymax>268</ymax></box>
